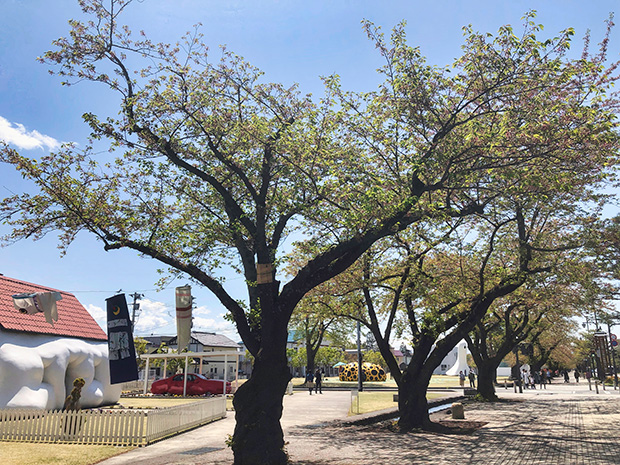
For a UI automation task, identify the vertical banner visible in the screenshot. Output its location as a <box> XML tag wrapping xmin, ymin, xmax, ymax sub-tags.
<box><xmin>594</xmin><ymin>332</ymin><xmax>611</xmax><ymax>377</ymax></box>
<box><xmin>106</xmin><ymin>294</ymin><xmax>139</xmax><ymax>384</ymax></box>
<box><xmin>176</xmin><ymin>285</ymin><xmax>193</xmax><ymax>352</ymax></box>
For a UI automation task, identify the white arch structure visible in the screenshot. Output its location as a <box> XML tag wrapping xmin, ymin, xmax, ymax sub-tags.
<box><xmin>139</xmin><ymin>351</ymin><xmax>242</xmax><ymax>396</ymax></box>
<box><xmin>445</xmin><ymin>341</ymin><xmax>469</xmax><ymax>376</ymax></box>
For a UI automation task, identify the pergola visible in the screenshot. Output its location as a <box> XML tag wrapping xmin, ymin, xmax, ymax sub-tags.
<box><xmin>139</xmin><ymin>350</ymin><xmax>242</xmax><ymax>396</ymax></box>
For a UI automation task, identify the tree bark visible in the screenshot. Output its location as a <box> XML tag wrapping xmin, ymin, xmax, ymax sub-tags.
<box><xmin>397</xmin><ymin>363</ymin><xmax>435</xmax><ymax>430</ymax></box>
<box><xmin>475</xmin><ymin>358</ymin><xmax>499</xmax><ymax>401</ymax></box>
<box><xmin>306</xmin><ymin>349</ymin><xmax>316</xmax><ymax>374</ymax></box>
<box><xmin>232</xmin><ymin>357</ymin><xmax>291</xmax><ymax>465</ymax></box>
<box><xmin>231</xmin><ymin>283</ymin><xmax>292</xmax><ymax>465</ymax></box>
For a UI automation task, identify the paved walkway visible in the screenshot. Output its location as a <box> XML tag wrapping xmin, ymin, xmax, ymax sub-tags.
<box><xmin>98</xmin><ymin>381</ymin><xmax>620</xmax><ymax>464</ymax></box>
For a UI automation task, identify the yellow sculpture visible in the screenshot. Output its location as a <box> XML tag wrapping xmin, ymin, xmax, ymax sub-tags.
<box><xmin>338</xmin><ymin>362</ymin><xmax>386</xmax><ymax>382</ymax></box>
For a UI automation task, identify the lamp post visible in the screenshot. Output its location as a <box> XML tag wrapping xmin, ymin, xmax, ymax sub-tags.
<box><xmin>512</xmin><ymin>344</ymin><xmax>523</xmax><ymax>393</ymax></box>
<box><xmin>606</xmin><ymin>322</ymin><xmax>618</xmax><ymax>389</ymax></box>
<box><xmin>356</xmin><ymin>321</ymin><xmax>363</xmax><ymax>392</ymax></box>
<box><xmin>601</xmin><ymin>312</ymin><xmax>620</xmax><ymax>389</ymax></box>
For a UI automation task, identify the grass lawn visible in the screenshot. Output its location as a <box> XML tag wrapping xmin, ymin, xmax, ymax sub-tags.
<box><xmin>1</xmin><ymin>396</ymin><xmax>218</xmax><ymax>465</ymax></box>
<box><xmin>292</xmin><ymin>374</ymin><xmax>471</xmax><ymax>389</ymax></box>
<box><xmin>350</xmin><ymin>391</ymin><xmax>446</xmax><ymax>415</ymax></box>
<box><xmin>109</xmin><ymin>396</ymin><xmax>205</xmax><ymax>409</ymax></box>
<box><xmin>0</xmin><ymin>443</ymin><xmax>131</xmax><ymax>465</ymax></box>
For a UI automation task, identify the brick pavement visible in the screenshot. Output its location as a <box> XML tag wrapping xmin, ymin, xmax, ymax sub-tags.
<box><xmin>98</xmin><ymin>383</ymin><xmax>620</xmax><ymax>464</ymax></box>
<box><xmin>284</xmin><ymin>388</ymin><xmax>620</xmax><ymax>464</ymax></box>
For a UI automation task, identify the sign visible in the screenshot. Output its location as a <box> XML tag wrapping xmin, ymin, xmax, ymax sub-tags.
<box><xmin>612</xmin><ymin>340</ymin><xmax>618</xmax><ymax>347</ymax></box>
<box><xmin>106</xmin><ymin>294</ymin><xmax>139</xmax><ymax>384</ymax></box>
<box><xmin>594</xmin><ymin>333</ymin><xmax>612</xmax><ymax>376</ymax></box>
<box><xmin>611</xmin><ymin>334</ymin><xmax>617</xmax><ymax>341</ymax></box>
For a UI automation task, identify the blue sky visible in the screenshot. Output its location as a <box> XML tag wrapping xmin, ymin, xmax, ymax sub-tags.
<box><xmin>1</xmin><ymin>0</ymin><xmax>619</xmax><ymax>342</ymax></box>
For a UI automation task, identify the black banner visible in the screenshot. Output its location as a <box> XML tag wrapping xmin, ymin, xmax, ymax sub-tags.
<box><xmin>594</xmin><ymin>332</ymin><xmax>611</xmax><ymax>377</ymax></box>
<box><xmin>106</xmin><ymin>294</ymin><xmax>139</xmax><ymax>384</ymax></box>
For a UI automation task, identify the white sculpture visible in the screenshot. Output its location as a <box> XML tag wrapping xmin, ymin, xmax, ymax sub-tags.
<box><xmin>445</xmin><ymin>340</ymin><xmax>469</xmax><ymax>376</ymax></box>
<box><xmin>0</xmin><ymin>331</ymin><xmax>121</xmax><ymax>410</ymax></box>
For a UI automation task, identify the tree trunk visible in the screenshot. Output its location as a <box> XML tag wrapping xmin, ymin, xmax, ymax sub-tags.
<box><xmin>397</xmin><ymin>365</ymin><xmax>434</xmax><ymax>430</ymax></box>
<box><xmin>476</xmin><ymin>358</ymin><xmax>499</xmax><ymax>401</ymax></box>
<box><xmin>306</xmin><ymin>347</ymin><xmax>316</xmax><ymax>374</ymax></box>
<box><xmin>231</xmin><ymin>284</ymin><xmax>292</xmax><ymax>465</ymax></box>
<box><xmin>232</xmin><ymin>353</ymin><xmax>291</xmax><ymax>464</ymax></box>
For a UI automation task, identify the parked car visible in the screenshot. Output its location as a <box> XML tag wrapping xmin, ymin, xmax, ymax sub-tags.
<box><xmin>150</xmin><ymin>373</ymin><xmax>232</xmax><ymax>395</ymax></box>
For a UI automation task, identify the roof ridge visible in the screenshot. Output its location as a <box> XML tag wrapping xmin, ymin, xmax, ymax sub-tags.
<box><xmin>0</xmin><ymin>274</ymin><xmax>106</xmax><ymax>341</ymax></box>
<box><xmin>0</xmin><ymin>274</ymin><xmax>73</xmax><ymax>296</ymax></box>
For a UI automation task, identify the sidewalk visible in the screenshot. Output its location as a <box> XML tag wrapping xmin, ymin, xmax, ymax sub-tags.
<box><xmin>98</xmin><ymin>381</ymin><xmax>620</xmax><ymax>464</ymax></box>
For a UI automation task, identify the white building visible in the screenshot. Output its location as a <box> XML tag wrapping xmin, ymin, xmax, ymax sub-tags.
<box><xmin>168</xmin><ymin>331</ymin><xmax>241</xmax><ymax>380</ymax></box>
<box><xmin>0</xmin><ymin>274</ymin><xmax>121</xmax><ymax>409</ymax></box>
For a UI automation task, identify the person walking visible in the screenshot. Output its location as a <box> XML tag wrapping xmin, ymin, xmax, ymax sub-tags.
<box><xmin>468</xmin><ymin>370</ymin><xmax>476</xmax><ymax>388</ymax></box>
<box><xmin>574</xmin><ymin>369</ymin><xmax>580</xmax><ymax>383</ymax></box>
<box><xmin>459</xmin><ymin>371</ymin><xmax>466</xmax><ymax>387</ymax></box>
<box><xmin>314</xmin><ymin>368</ymin><xmax>323</xmax><ymax>394</ymax></box>
<box><xmin>305</xmin><ymin>370</ymin><xmax>315</xmax><ymax>395</ymax></box>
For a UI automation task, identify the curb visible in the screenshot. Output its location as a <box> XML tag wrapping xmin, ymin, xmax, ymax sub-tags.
<box><xmin>341</xmin><ymin>395</ymin><xmax>466</xmax><ymax>426</ymax></box>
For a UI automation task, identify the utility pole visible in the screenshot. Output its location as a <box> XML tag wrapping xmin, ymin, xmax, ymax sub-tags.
<box><xmin>129</xmin><ymin>292</ymin><xmax>144</xmax><ymax>330</ymax></box>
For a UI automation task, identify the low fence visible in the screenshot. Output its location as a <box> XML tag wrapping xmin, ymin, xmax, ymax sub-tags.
<box><xmin>0</xmin><ymin>397</ymin><xmax>226</xmax><ymax>446</ymax></box>
<box><xmin>144</xmin><ymin>396</ymin><xmax>225</xmax><ymax>443</ymax></box>
<box><xmin>122</xmin><ymin>380</ymin><xmax>154</xmax><ymax>393</ymax></box>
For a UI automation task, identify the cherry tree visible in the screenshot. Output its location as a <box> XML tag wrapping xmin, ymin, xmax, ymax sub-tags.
<box><xmin>2</xmin><ymin>3</ymin><xmax>619</xmax><ymax>461</ymax></box>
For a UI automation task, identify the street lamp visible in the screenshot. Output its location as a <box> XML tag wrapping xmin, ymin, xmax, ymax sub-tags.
<box><xmin>356</xmin><ymin>321</ymin><xmax>363</xmax><ymax>392</ymax></box>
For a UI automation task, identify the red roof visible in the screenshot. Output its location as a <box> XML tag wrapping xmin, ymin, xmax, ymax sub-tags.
<box><xmin>0</xmin><ymin>275</ymin><xmax>107</xmax><ymax>341</ymax></box>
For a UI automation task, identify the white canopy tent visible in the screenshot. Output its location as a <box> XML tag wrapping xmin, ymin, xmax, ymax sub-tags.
<box><xmin>140</xmin><ymin>351</ymin><xmax>242</xmax><ymax>396</ymax></box>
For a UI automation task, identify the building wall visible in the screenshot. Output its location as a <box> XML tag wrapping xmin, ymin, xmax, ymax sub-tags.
<box><xmin>0</xmin><ymin>330</ymin><xmax>121</xmax><ymax>410</ymax></box>
<box><xmin>192</xmin><ymin>345</ymin><xmax>239</xmax><ymax>381</ymax></box>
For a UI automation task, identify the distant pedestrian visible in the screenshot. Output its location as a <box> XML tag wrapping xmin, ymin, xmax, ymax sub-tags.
<box><xmin>305</xmin><ymin>370</ymin><xmax>314</xmax><ymax>395</ymax></box>
<box><xmin>468</xmin><ymin>370</ymin><xmax>476</xmax><ymax>388</ymax></box>
<box><xmin>574</xmin><ymin>369</ymin><xmax>580</xmax><ymax>383</ymax></box>
<box><xmin>459</xmin><ymin>371</ymin><xmax>465</xmax><ymax>387</ymax></box>
<box><xmin>314</xmin><ymin>368</ymin><xmax>323</xmax><ymax>394</ymax></box>
<box><xmin>563</xmin><ymin>370</ymin><xmax>570</xmax><ymax>383</ymax></box>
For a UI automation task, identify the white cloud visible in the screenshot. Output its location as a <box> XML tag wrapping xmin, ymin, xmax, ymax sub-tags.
<box><xmin>0</xmin><ymin>116</ymin><xmax>61</xmax><ymax>151</ymax></box>
<box><xmin>193</xmin><ymin>305</ymin><xmax>211</xmax><ymax>316</ymax></box>
<box><xmin>193</xmin><ymin>317</ymin><xmax>220</xmax><ymax>330</ymax></box>
<box><xmin>134</xmin><ymin>298</ymin><xmax>173</xmax><ymax>333</ymax></box>
<box><xmin>193</xmin><ymin>316</ymin><xmax>239</xmax><ymax>342</ymax></box>
<box><xmin>85</xmin><ymin>303</ymin><xmax>106</xmax><ymax>331</ymax></box>
<box><xmin>86</xmin><ymin>297</ymin><xmax>239</xmax><ymax>342</ymax></box>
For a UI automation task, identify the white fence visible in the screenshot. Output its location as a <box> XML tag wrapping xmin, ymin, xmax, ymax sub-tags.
<box><xmin>144</xmin><ymin>397</ymin><xmax>225</xmax><ymax>443</ymax></box>
<box><xmin>0</xmin><ymin>397</ymin><xmax>226</xmax><ymax>446</ymax></box>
